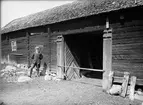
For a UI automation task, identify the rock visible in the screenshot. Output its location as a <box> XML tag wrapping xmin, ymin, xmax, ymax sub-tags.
<box><xmin>52</xmin><ymin>76</ymin><xmax>61</xmax><ymax>81</ymax></box>
<box><xmin>51</xmin><ymin>72</ymin><xmax>57</xmax><ymax>77</ymax></box>
<box><xmin>5</xmin><ymin>65</ymin><xmax>17</xmax><ymax>71</ymax></box>
<box><xmin>0</xmin><ymin>72</ymin><xmax>5</xmax><ymax>77</ymax></box>
<box><xmin>17</xmin><ymin>64</ymin><xmax>21</xmax><ymax>68</ymax></box>
<box><xmin>1</xmin><ymin>65</ymin><xmax>17</xmax><ymax>72</ymax></box>
<box><xmin>44</xmin><ymin>74</ymin><xmax>52</xmax><ymax>80</ymax></box>
<box><xmin>16</xmin><ymin>71</ymin><xmax>27</xmax><ymax>76</ymax></box>
<box><xmin>136</xmin><ymin>88</ymin><xmax>143</xmax><ymax>95</ymax></box>
<box><xmin>52</xmin><ymin>76</ymin><xmax>57</xmax><ymax>80</ymax></box>
<box><xmin>134</xmin><ymin>93</ymin><xmax>143</xmax><ymax>101</ymax></box>
<box><xmin>109</xmin><ymin>85</ymin><xmax>122</xmax><ymax>95</ymax></box>
<box><xmin>55</xmin><ymin>78</ymin><xmax>61</xmax><ymax>81</ymax></box>
<box><xmin>17</xmin><ymin>76</ymin><xmax>32</xmax><ymax>82</ymax></box>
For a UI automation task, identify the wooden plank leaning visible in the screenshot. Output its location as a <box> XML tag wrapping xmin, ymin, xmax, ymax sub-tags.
<box><xmin>120</xmin><ymin>72</ymin><xmax>130</xmax><ymax>97</ymax></box>
<box><xmin>129</xmin><ymin>76</ymin><xmax>137</xmax><ymax>100</ymax></box>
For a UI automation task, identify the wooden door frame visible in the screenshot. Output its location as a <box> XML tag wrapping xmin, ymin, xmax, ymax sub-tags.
<box><xmin>103</xmin><ymin>29</ymin><xmax>112</xmax><ymax>74</ymax></box>
<box><xmin>102</xmin><ymin>28</ymin><xmax>113</xmax><ymax>91</ymax></box>
<box><xmin>55</xmin><ymin>26</ymin><xmax>112</xmax><ymax>80</ymax></box>
<box><xmin>57</xmin><ymin>35</ymin><xmax>64</xmax><ymax>79</ymax></box>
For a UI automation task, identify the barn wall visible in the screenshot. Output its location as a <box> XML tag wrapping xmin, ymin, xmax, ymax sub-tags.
<box><xmin>111</xmin><ymin>7</ymin><xmax>143</xmax><ymax>79</ymax></box>
<box><xmin>1</xmin><ymin>30</ymin><xmax>27</xmax><ymax>64</ymax></box>
<box><xmin>1</xmin><ymin>26</ymin><xmax>47</xmax><ymax>66</ymax></box>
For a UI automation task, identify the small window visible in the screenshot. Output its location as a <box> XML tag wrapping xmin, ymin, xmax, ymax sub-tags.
<box><xmin>11</xmin><ymin>40</ymin><xmax>17</xmax><ymax>51</ymax></box>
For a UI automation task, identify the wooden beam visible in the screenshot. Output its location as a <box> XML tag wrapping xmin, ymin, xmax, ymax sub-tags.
<box><xmin>129</xmin><ymin>76</ymin><xmax>137</xmax><ymax>101</ymax></box>
<box><xmin>113</xmin><ymin>76</ymin><xmax>124</xmax><ymax>83</ymax></box>
<box><xmin>58</xmin><ymin>65</ymin><xmax>103</xmax><ymax>72</ymax></box>
<box><xmin>120</xmin><ymin>72</ymin><xmax>130</xmax><ymax>97</ymax></box>
<box><xmin>136</xmin><ymin>79</ymin><xmax>143</xmax><ymax>86</ymax></box>
<box><xmin>51</xmin><ymin>26</ymin><xmax>104</xmax><ymax>36</ymax></box>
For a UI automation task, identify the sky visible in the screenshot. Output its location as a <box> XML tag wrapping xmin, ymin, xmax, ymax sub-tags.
<box><xmin>1</xmin><ymin>0</ymin><xmax>74</xmax><ymax>28</ymax></box>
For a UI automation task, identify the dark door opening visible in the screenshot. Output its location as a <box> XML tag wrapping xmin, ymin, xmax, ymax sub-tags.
<box><xmin>64</xmin><ymin>31</ymin><xmax>103</xmax><ymax>79</ymax></box>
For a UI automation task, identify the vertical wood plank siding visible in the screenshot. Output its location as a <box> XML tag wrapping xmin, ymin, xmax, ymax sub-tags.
<box><xmin>112</xmin><ymin>20</ymin><xmax>143</xmax><ymax>79</ymax></box>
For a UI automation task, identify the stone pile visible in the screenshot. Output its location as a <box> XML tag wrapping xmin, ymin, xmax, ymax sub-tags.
<box><xmin>0</xmin><ymin>65</ymin><xmax>17</xmax><ymax>77</ymax></box>
<box><xmin>44</xmin><ymin>72</ymin><xmax>61</xmax><ymax>81</ymax></box>
<box><xmin>0</xmin><ymin>64</ymin><xmax>28</xmax><ymax>82</ymax></box>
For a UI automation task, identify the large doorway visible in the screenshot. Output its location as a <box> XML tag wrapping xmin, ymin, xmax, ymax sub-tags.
<box><xmin>64</xmin><ymin>31</ymin><xmax>103</xmax><ymax>79</ymax></box>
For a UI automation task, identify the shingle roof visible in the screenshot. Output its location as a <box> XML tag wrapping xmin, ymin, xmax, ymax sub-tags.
<box><xmin>1</xmin><ymin>0</ymin><xmax>143</xmax><ymax>34</ymax></box>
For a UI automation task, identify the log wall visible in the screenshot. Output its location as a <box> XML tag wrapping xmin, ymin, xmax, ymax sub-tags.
<box><xmin>111</xmin><ymin>7</ymin><xmax>143</xmax><ymax>79</ymax></box>
<box><xmin>112</xmin><ymin>21</ymin><xmax>143</xmax><ymax>79</ymax></box>
<box><xmin>1</xmin><ymin>26</ymin><xmax>47</xmax><ymax>65</ymax></box>
<box><xmin>1</xmin><ymin>31</ymin><xmax>27</xmax><ymax>64</ymax></box>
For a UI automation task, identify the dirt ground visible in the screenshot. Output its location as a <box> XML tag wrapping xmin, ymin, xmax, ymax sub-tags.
<box><xmin>0</xmin><ymin>77</ymin><xmax>142</xmax><ymax>105</ymax></box>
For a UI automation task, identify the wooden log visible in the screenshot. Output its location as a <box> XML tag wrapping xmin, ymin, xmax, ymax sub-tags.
<box><xmin>129</xmin><ymin>76</ymin><xmax>137</xmax><ymax>101</ymax></box>
<box><xmin>113</xmin><ymin>76</ymin><xmax>124</xmax><ymax>83</ymax></box>
<box><xmin>120</xmin><ymin>72</ymin><xmax>130</xmax><ymax>97</ymax></box>
<box><xmin>136</xmin><ymin>79</ymin><xmax>143</xmax><ymax>85</ymax></box>
<box><xmin>58</xmin><ymin>65</ymin><xmax>103</xmax><ymax>72</ymax></box>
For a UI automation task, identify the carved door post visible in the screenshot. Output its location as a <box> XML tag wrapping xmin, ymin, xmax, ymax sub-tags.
<box><xmin>102</xmin><ymin>29</ymin><xmax>113</xmax><ymax>92</ymax></box>
<box><xmin>57</xmin><ymin>35</ymin><xmax>64</xmax><ymax>79</ymax></box>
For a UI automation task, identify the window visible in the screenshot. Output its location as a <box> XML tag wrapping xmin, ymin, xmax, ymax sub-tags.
<box><xmin>11</xmin><ymin>40</ymin><xmax>17</xmax><ymax>51</ymax></box>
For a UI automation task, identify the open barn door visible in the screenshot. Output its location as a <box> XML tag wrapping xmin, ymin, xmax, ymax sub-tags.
<box><xmin>63</xmin><ymin>32</ymin><xmax>103</xmax><ymax>79</ymax></box>
<box><xmin>64</xmin><ymin>40</ymin><xmax>80</xmax><ymax>80</ymax></box>
<box><xmin>57</xmin><ymin>35</ymin><xmax>80</xmax><ymax>80</ymax></box>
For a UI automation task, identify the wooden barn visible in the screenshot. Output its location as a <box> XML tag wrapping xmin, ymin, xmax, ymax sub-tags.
<box><xmin>1</xmin><ymin>0</ymin><xmax>143</xmax><ymax>85</ymax></box>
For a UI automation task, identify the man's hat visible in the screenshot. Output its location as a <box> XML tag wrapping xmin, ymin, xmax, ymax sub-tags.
<box><xmin>35</xmin><ymin>46</ymin><xmax>40</xmax><ymax>49</ymax></box>
<box><xmin>35</xmin><ymin>45</ymin><xmax>43</xmax><ymax>51</ymax></box>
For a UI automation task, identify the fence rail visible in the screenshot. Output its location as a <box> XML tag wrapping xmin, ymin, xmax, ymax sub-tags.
<box><xmin>58</xmin><ymin>65</ymin><xmax>103</xmax><ymax>72</ymax></box>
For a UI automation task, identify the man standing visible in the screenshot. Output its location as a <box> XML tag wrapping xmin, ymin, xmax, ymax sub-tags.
<box><xmin>29</xmin><ymin>46</ymin><xmax>43</xmax><ymax>78</ymax></box>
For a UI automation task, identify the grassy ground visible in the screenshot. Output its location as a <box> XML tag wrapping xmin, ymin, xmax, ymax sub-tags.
<box><xmin>0</xmin><ymin>77</ymin><xmax>142</xmax><ymax>105</ymax></box>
